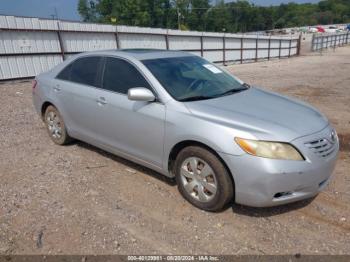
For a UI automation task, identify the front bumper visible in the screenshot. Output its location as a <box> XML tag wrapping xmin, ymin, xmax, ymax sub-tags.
<box><xmin>219</xmin><ymin>126</ymin><xmax>339</xmax><ymax>207</ymax></box>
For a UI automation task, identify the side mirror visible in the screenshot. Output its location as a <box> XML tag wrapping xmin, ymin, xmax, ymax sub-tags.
<box><xmin>128</xmin><ymin>87</ymin><xmax>156</xmax><ymax>102</ymax></box>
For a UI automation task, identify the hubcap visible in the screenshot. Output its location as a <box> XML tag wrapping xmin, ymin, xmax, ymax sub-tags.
<box><xmin>46</xmin><ymin>111</ymin><xmax>62</xmax><ymax>139</ymax></box>
<box><xmin>180</xmin><ymin>157</ymin><xmax>217</xmax><ymax>203</ymax></box>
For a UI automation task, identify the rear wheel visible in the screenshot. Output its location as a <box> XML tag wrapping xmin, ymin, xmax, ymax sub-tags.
<box><xmin>44</xmin><ymin>105</ymin><xmax>72</xmax><ymax>145</ymax></box>
<box><xmin>174</xmin><ymin>146</ymin><xmax>234</xmax><ymax>211</ymax></box>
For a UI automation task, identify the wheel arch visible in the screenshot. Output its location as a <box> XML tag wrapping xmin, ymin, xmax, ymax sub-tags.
<box><xmin>167</xmin><ymin>140</ymin><xmax>235</xmax><ymax>190</ymax></box>
<box><xmin>41</xmin><ymin>101</ymin><xmax>55</xmax><ymax>119</ymax></box>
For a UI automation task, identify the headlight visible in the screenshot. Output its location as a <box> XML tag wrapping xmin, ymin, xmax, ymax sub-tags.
<box><xmin>235</xmin><ymin>138</ymin><xmax>304</xmax><ymax>161</ymax></box>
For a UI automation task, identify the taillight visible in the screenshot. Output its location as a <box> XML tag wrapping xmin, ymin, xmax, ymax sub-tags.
<box><xmin>32</xmin><ymin>80</ymin><xmax>37</xmax><ymax>90</ymax></box>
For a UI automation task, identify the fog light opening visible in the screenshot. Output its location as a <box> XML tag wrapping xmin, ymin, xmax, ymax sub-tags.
<box><xmin>274</xmin><ymin>191</ymin><xmax>293</xmax><ymax>198</ymax></box>
<box><xmin>319</xmin><ymin>179</ymin><xmax>328</xmax><ymax>188</ymax></box>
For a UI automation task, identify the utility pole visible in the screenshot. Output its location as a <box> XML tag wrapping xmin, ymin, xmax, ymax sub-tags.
<box><xmin>54</xmin><ymin>7</ymin><xmax>59</xmax><ymax>20</ymax></box>
<box><xmin>177</xmin><ymin>8</ymin><xmax>181</xmax><ymax>30</ymax></box>
<box><xmin>204</xmin><ymin>7</ymin><xmax>214</xmax><ymax>31</ymax></box>
<box><xmin>50</xmin><ymin>7</ymin><xmax>59</xmax><ymax>20</ymax></box>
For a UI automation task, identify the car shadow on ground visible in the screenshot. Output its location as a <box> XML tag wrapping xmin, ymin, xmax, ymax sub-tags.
<box><xmin>74</xmin><ymin>140</ymin><xmax>314</xmax><ymax>216</ymax></box>
<box><xmin>75</xmin><ymin>141</ymin><xmax>176</xmax><ymax>187</ymax></box>
<box><xmin>230</xmin><ymin>197</ymin><xmax>315</xmax><ymax>217</ymax></box>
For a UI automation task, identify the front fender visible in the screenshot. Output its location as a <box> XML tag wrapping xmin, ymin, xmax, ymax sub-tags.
<box><xmin>163</xmin><ymin>108</ymin><xmax>247</xmax><ymax>173</ymax></box>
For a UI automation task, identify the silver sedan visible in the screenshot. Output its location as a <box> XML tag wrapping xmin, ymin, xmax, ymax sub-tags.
<box><xmin>32</xmin><ymin>50</ymin><xmax>339</xmax><ymax>211</ymax></box>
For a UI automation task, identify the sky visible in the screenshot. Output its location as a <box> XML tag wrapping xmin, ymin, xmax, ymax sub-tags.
<box><xmin>0</xmin><ymin>0</ymin><xmax>320</xmax><ymax>21</ymax></box>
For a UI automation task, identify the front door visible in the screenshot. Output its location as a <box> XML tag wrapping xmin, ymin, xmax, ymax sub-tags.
<box><xmin>94</xmin><ymin>57</ymin><xmax>165</xmax><ymax>167</ymax></box>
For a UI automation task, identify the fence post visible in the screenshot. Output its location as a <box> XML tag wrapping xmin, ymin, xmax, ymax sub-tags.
<box><xmin>288</xmin><ymin>38</ymin><xmax>292</xmax><ymax>57</ymax></box>
<box><xmin>165</xmin><ymin>31</ymin><xmax>169</xmax><ymax>50</ymax></box>
<box><xmin>223</xmin><ymin>35</ymin><xmax>226</xmax><ymax>65</ymax></box>
<box><xmin>115</xmin><ymin>26</ymin><xmax>121</xmax><ymax>49</ymax></box>
<box><xmin>311</xmin><ymin>33</ymin><xmax>315</xmax><ymax>51</ymax></box>
<box><xmin>200</xmin><ymin>35</ymin><xmax>204</xmax><ymax>57</ymax></box>
<box><xmin>320</xmin><ymin>35</ymin><xmax>324</xmax><ymax>55</ymax></box>
<box><xmin>56</xmin><ymin>21</ymin><xmax>65</xmax><ymax>60</ymax></box>
<box><xmin>114</xmin><ymin>32</ymin><xmax>119</xmax><ymax>49</ymax></box>
<box><xmin>334</xmin><ymin>34</ymin><xmax>337</xmax><ymax>47</ymax></box>
<box><xmin>240</xmin><ymin>37</ymin><xmax>243</xmax><ymax>64</ymax></box>
<box><xmin>341</xmin><ymin>34</ymin><xmax>344</xmax><ymax>46</ymax></box>
<box><xmin>267</xmin><ymin>37</ymin><xmax>271</xmax><ymax>60</ymax></box>
<box><xmin>345</xmin><ymin>33</ymin><xmax>347</xmax><ymax>45</ymax></box>
<box><xmin>340</xmin><ymin>34</ymin><xmax>342</xmax><ymax>46</ymax></box>
<box><xmin>278</xmin><ymin>39</ymin><xmax>282</xmax><ymax>59</ymax></box>
<box><xmin>255</xmin><ymin>37</ymin><xmax>258</xmax><ymax>62</ymax></box>
<box><xmin>341</xmin><ymin>34</ymin><xmax>343</xmax><ymax>46</ymax></box>
<box><xmin>297</xmin><ymin>33</ymin><xmax>302</xmax><ymax>56</ymax></box>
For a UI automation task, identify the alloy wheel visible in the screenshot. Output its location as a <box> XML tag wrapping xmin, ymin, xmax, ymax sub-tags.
<box><xmin>180</xmin><ymin>157</ymin><xmax>218</xmax><ymax>202</ymax></box>
<box><xmin>46</xmin><ymin>111</ymin><xmax>62</xmax><ymax>139</ymax></box>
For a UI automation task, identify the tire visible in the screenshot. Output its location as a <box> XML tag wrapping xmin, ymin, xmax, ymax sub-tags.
<box><xmin>174</xmin><ymin>146</ymin><xmax>234</xmax><ymax>211</ymax></box>
<box><xmin>44</xmin><ymin>105</ymin><xmax>73</xmax><ymax>145</ymax></box>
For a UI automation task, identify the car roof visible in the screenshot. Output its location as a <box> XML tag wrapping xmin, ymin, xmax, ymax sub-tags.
<box><xmin>80</xmin><ymin>49</ymin><xmax>195</xmax><ymax>61</ymax></box>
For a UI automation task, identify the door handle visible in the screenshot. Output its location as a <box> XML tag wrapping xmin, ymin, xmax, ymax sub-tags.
<box><xmin>97</xmin><ymin>97</ymin><xmax>107</xmax><ymax>105</ymax></box>
<box><xmin>53</xmin><ymin>85</ymin><xmax>61</xmax><ymax>92</ymax></box>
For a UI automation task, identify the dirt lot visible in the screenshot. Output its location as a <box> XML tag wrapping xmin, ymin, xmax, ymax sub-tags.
<box><xmin>0</xmin><ymin>47</ymin><xmax>349</xmax><ymax>255</ymax></box>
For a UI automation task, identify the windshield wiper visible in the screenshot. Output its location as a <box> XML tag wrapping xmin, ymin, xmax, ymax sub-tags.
<box><xmin>214</xmin><ymin>85</ymin><xmax>249</xmax><ymax>98</ymax></box>
<box><xmin>242</xmin><ymin>82</ymin><xmax>250</xmax><ymax>88</ymax></box>
<box><xmin>179</xmin><ymin>83</ymin><xmax>250</xmax><ymax>102</ymax></box>
<box><xmin>179</xmin><ymin>95</ymin><xmax>214</xmax><ymax>102</ymax></box>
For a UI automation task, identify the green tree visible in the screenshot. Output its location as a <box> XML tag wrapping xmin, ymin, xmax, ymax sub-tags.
<box><xmin>187</xmin><ymin>0</ymin><xmax>210</xmax><ymax>31</ymax></box>
<box><xmin>78</xmin><ymin>0</ymin><xmax>98</xmax><ymax>22</ymax></box>
<box><xmin>77</xmin><ymin>0</ymin><xmax>350</xmax><ymax>32</ymax></box>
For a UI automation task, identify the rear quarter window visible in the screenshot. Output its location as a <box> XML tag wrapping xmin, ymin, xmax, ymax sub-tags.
<box><xmin>57</xmin><ymin>56</ymin><xmax>102</xmax><ymax>87</ymax></box>
<box><xmin>56</xmin><ymin>64</ymin><xmax>72</xmax><ymax>81</ymax></box>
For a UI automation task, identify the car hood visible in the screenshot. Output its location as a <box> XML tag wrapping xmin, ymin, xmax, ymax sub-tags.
<box><xmin>184</xmin><ymin>87</ymin><xmax>328</xmax><ymax>142</ymax></box>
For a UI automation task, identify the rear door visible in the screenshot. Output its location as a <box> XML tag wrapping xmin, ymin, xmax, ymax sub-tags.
<box><xmin>55</xmin><ymin>56</ymin><xmax>103</xmax><ymax>140</ymax></box>
<box><xmin>94</xmin><ymin>56</ymin><xmax>166</xmax><ymax>167</ymax></box>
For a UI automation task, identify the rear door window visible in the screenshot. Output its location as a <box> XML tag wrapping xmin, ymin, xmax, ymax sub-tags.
<box><xmin>102</xmin><ymin>57</ymin><xmax>151</xmax><ymax>94</ymax></box>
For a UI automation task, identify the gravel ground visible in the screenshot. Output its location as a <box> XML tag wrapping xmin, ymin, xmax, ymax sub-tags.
<box><xmin>0</xmin><ymin>46</ymin><xmax>349</xmax><ymax>255</ymax></box>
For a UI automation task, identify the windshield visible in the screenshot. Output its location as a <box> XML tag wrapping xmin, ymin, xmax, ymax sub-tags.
<box><xmin>142</xmin><ymin>56</ymin><xmax>248</xmax><ymax>101</ymax></box>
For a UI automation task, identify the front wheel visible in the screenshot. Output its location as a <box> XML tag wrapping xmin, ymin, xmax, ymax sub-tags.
<box><xmin>174</xmin><ymin>146</ymin><xmax>234</xmax><ymax>211</ymax></box>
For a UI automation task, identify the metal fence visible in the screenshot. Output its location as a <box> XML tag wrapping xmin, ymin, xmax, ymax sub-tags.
<box><xmin>0</xmin><ymin>15</ymin><xmax>301</xmax><ymax>81</ymax></box>
<box><xmin>311</xmin><ymin>32</ymin><xmax>350</xmax><ymax>52</ymax></box>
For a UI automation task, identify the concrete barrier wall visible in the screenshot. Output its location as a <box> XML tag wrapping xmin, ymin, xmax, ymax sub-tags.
<box><xmin>0</xmin><ymin>15</ymin><xmax>301</xmax><ymax>80</ymax></box>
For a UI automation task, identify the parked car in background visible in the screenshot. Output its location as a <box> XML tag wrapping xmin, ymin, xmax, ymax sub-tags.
<box><xmin>316</xmin><ymin>26</ymin><xmax>326</xmax><ymax>33</ymax></box>
<box><xmin>32</xmin><ymin>50</ymin><xmax>339</xmax><ymax>211</ymax></box>
<box><xmin>308</xmin><ymin>27</ymin><xmax>319</xmax><ymax>33</ymax></box>
<box><xmin>325</xmin><ymin>26</ymin><xmax>337</xmax><ymax>33</ymax></box>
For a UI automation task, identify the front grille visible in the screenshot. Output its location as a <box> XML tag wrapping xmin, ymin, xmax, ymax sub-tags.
<box><xmin>304</xmin><ymin>138</ymin><xmax>336</xmax><ymax>158</ymax></box>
